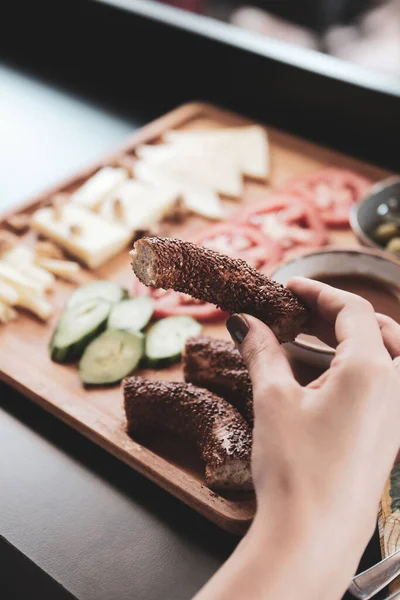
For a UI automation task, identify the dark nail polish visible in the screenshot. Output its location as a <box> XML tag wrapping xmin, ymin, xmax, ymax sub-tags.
<box><xmin>226</xmin><ymin>314</ymin><xmax>249</xmax><ymax>345</ymax></box>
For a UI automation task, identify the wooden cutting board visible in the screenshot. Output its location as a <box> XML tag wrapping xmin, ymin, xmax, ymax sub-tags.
<box><xmin>0</xmin><ymin>101</ymin><xmax>395</xmax><ymax>537</ymax></box>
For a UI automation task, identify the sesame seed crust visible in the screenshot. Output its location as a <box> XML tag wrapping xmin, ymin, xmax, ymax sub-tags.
<box><xmin>130</xmin><ymin>237</ymin><xmax>307</xmax><ymax>342</ymax></box>
<box><xmin>183</xmin><ymin>336</ymin><xmax>253</xmax><ymax>424</ymax></box>
<box><xmin>123</xmin><ymin>377</ymin><xmax>252</xmax><ymax>490</ymax></box>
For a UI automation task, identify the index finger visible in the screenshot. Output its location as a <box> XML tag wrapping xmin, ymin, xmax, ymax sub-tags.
<box><xmin>287</xmin><ymin>277</ymin><xmax>385</xmax><ymax>358</ymax></box>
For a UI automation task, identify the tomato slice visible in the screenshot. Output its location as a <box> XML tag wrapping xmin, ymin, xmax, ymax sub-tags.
<box><xmin>280</xmin><ymin>168</ymin><xmax>372</xmax><ymax>226</ymax></box>
<box><xmin>154</xmin><ymin>290</ymin><xmax>227</xmax><ymax>321</ymax></box>
<box><xmin>191</xmin><ymin>223</ymin><xmax>282</xmax><ymax>271</ymax></box>
<box><xmin>235</xmin><ymin>193</ymin><xmax>327</xmax><ymax>259</ymax></box>
<box><xmin>132</xmin><ymin>223</ymin><xmax>281</xmax><ymax>321</ymax></box>
<box><xmin>133</xmin><ymin>273</ymin><xmax>225</xmax><ymax>321</ymax></box>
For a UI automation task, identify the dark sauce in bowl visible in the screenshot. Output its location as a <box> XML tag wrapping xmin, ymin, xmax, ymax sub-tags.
<box><xmin>298</xmin><ymin>273</ymin><xmax>400</xmax><ymax>351</ymax></box>
<box><xmin>315</xmin><ymin>274</ymin><xmax>400</xmax><ymax>323</ymax></box>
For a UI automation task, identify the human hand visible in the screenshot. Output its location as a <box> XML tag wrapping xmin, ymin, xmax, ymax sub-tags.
<box><xmin>222</xmin><ymin>277</ymin><xmax>400</xmax><ymax>600</ymax></box>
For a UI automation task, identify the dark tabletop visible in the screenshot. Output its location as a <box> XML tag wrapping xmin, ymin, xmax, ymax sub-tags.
<box><xmin>0</xmin><ymin>63</ymin><xmax>237</xmax><ymax>600</ymax></box>
<box><xmin>0</xmin><ymin>35</ymin><xmax>388</xmax><ymax>600</ymax></box>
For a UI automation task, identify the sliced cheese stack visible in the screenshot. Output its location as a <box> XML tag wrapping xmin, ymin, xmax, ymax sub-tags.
<box><xmin>0</xmin><ymin>246</ymin><xmax>55</xmax><ymax>321</ymax></box>
<box><xmin>0</xmin><ymin>238</ymin><xmax>84</xmax><ymax>323</ymax></box>
<box><xmin>31</xmin><ymin>204</ymin><xmax>132</xmax><ymax>269</ymax></box>
<box><xmin>134</xmin><ymin>125</ymin><xmax>269</xmax><ymax>219</ymax></box>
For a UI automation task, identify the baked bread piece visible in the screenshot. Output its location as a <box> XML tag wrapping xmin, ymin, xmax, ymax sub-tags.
<box><xmin>183</xmin><ymin>336</ymin><xmax>253</xmax><ymax>424</ymax></box>
<box><xmin>130</xmin><ymin>236</ymin><xmax>307</xmax><ymax>343</ymax></box>
<box><xmin>123</xmin><ymin>377</ymin><xmax>253</xmax><ymax>491</ymax></box>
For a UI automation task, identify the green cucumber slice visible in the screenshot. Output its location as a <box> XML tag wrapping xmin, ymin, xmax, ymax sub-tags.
<box><xmin>145</xmin><ymin>316</ymin><xmax>202</xmax><ymax>367</ymax></box>
<box><xmin>50</xmin><ymin>298</ymin><xmax>111</xmax><ymax>363</ymax></box>
<box><xmin>67</xmin><ymin>280</ymin><xmax>127</xmax><ymax>309</ymax></box>
<box><xmin>79</xmin><ymin>329</ymin><xmax>144</xmax><ymax>385</ymax></box>
<box><xmin>107</xmin><ymin>297</ymin><xmax>154</xmax><ymax>333</ymax></box>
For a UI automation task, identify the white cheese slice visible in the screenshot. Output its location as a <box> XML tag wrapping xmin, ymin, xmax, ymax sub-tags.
<box><xmin>134</xmin><ymin>161</ymin><xmax>224</xmax><ymax>220</ymax></box>
<box><xmin>70</xmin><ymin>167</ymin><xmax>128</xmax><ymax>210</ymax></box>
<box><xmin>136</xmin><ymin>145</ymin><xmax>242</xmax><ymax>198</ymax></box>
<box><xmin>99</xmin><ymin>180</ymin><xmax>179</xmax><ymax>231</ymax></box>
<box><xmin>31</xmin><ymin>204</ymin><xmax>132</xmax><ymax>269</ymax></box>
<box><xmin>164</xmin><ymin>126</ymin><xmax>269</xmax><ymax>180</ymax></box>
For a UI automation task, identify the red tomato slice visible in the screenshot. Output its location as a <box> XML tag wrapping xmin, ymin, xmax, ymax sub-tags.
<box><xmin>132</xmin><ymin>277</ymin><xmax>150</xmax><ymax>297</ymax></box>
<box><xmin>154</xmin><ymin>291</ymin><xmax>227</xmax><ymax>321</ymax></box>
<box><xmin>235</xmin><ymin>193</ymin><xmax>327</xmax><ymax>259</ymax></box>
<box><xmin>133</xmin><ymin>278</ymin><xmax>225</xmax><ymax>321</ymax></box>
<box><xmin>191</xmin><ymin>223</ymin><xmax>282</xmax><ymax>271</ymax></box>
<box><xmin>280</xmin><ymin>168</ymin><xmax>372</xmax><ymax>226</ymax></box>
<box><xmin>132</xmin><ymin>223</ymin><xmax>280</xmax><ymax>321</ymax></box>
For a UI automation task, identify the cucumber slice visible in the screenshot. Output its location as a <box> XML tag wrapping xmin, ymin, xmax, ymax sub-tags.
<box><xmin>107</xmin><ymin>297</ymin><xmax>154</xmax><ymax>333</ymax></box>
<box><xmin>145</xmin><ymin>316</ymin><xmax>202</xmax><ymax>367</ymax></box>
<box><xmin>67</xmin><ymin>280</ymin><xmax>127</xmax><ymax>309</ymax></box>
<box><xmin>50</xmin><ymin>298</ymin><xmax>111</xmax><ymax>363</ymax></box>
<box><xmin>79</xmin><ymin>329</ymin><xmax>144</xmax><ymax>385</ymax></box>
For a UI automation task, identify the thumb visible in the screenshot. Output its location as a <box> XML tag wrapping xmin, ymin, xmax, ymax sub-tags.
<box><xmin>376</xmin><ymin>313</ymin><xmax>400</xmax><ymax>370</ymax></box>
<box><xmin>226</xmin><ymin>313</ymin><xmax>296</xmax><ymax>394</ymax></box>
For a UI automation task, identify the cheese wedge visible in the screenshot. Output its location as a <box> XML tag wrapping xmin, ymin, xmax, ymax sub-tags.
<box><xmin>99</xmin><ymin>180</ymin><xmax>179</xmax><ymax>231</ymax></box>
<box><xmin>36</xmin><ymin>258</ymin><xmax>81</xmax><ymax>281</ymax></box>
<box><xmin>136</xmin><ymin>145</ymin><xmax>242</xmax><ymax>198</ymax></box>
<box><xmin>31</xmin><ymin>204</ymin><xmax>132</xmax><ymax>269</ymax></box>
<box><xmin>164</xmin><ymin>126</ymin><xmax>269</xmax><ymax>180</ymax></box>
<box><xmin>134</xmin><ymin>161</ymin><xmax>224</xmax><ymax>220</ymax></box>
<box><xmin>70</xmin><ymin>167</ymin><xmax>128</xmax><ymax>210</ymax></box>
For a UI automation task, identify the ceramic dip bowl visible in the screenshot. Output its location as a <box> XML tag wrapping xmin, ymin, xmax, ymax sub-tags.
<box><xmin>271</xmin><ymin>247</ymin><xmax>400</xmax><ymax>369</ymax></box>
<box><xmin>350</xmin><ymin>176</ymin><xmax>400</xmax><ymax>257</ymax></box>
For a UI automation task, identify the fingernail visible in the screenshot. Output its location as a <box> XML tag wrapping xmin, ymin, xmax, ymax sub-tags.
<box><xmin>226</xmin><ymin>314</ymin><xmax>249</xmax><ymax>345</ymax></box>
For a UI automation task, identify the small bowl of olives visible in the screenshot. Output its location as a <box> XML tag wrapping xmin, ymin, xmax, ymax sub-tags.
<box><xmin>350</xmin><ymin>177</ymin><xmax>400</xmax><ymax>259</ymax></box>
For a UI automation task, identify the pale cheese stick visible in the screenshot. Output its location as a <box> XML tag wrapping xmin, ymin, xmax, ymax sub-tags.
<box><xmin>15</xmin><ymin>291</ymin><xmax>53</xmax><ymax>321</ymax></box>
<box><xmin>35</xmin><ymin>258</ymin><xmax>81</xmax><ymax>281</ymax></box>
<box><xmin>0</xmin><ymin>281</ymin><xmax>19</xmax><ymax>305</ymax></box>
<box><xmin>0</xmin><ymin>300</ymin><xmax>17</xmax><ymax>324</ymax></box>
<box><xmin>3</xmin><ymin>246</ymin><xmax>55</xmax><ymax>291</ymax></box>
<box><xmin>0</xmin><ymin>262</ymin><xmax>44</xmax><ymax>295</ymax></box>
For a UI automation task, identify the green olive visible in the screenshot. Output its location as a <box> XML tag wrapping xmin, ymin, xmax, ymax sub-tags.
<box><xmin>386</xmin><ymin>237</ymin><xmax>400</xmax><ymax>255</ymax></box>
<box><xmin>374</xmin><ymin>222</ymin><xmax>399</xmax><ymax>244</ymax></box>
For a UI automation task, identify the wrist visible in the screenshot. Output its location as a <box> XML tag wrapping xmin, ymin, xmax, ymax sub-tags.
<box><xmin>234</xmin><ymin>505</ymin><xmax>359</xmax><ymax>600</ymax></box>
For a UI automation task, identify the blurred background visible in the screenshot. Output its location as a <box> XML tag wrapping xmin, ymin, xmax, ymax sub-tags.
<box><xmin>160</xmin><ymin>0</ymin><xmax>400</xmax><ymax>76</ymax></box>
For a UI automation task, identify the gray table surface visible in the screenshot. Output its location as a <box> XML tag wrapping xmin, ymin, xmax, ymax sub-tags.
<box><xmin>0</xmin><ymin>63</ymin><xmax>237</xmax><ymax>600</ymax></box>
